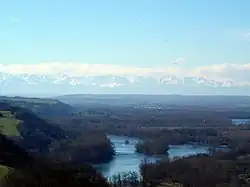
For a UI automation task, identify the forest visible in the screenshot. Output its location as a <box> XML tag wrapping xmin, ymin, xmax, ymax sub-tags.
<box><xmin>1</xmin><ymin>95</ymin><xmax>250</xmax><ymax>186</ymax></box>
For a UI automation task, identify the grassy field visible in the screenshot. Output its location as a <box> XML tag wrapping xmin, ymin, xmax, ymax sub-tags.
<box><xmin>0</xmin><ymin>165</ymin><xmax>9</xmax><ymax>180</ymax></box>
<box><xmin>0</xmin><ymin>111</ymin><xmax>20</xmax><ymax>136</ymax></box>
<box><xmin>0</xmin><ymin>111</ymin><xmax>17</xmax><ymax>182</ymax></box>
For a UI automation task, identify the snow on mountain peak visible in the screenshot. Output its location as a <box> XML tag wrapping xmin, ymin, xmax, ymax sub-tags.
<box><xmin>0</xmin><ymin>71</ymin><xmax>248</xmax><ymax>95</ymax></box>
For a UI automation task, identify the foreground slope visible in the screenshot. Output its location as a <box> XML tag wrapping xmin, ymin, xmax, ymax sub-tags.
<box><xmin>0</xmin><ymin>132</ymin><xmax>33</xmax><ymax>182</ymax></box>
<box><xmin>0</xmin><ymin>165</ymin><xmax>9</xmax><ymax>181</ymax></box>
<box><xmin>0</xmin><ymin>102</ymin><xmax>67</xmax><ymax>154</ymax></box>
<box><xmin>0</xmin><ymin>102</ymin><xmax>115</xmax><ymax>164</ymax></box>
<box><xmin>0</xmin><ymin>131</ymin><xmax>110</xmax><ymax>187</ymax></box>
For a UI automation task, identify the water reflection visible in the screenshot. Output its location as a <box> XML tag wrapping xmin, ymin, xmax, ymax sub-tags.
<box><xmin>95</xmin><ymin>135</ymin><xmax>209</xmax><ymax>178</ymax></box>
<box><xmin>232</xmin><ymin>119</ymin><xmax>250</xmax><ymax>125</ymax></box>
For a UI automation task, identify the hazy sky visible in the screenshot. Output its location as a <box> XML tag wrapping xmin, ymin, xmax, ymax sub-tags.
<box><xmin>0</xmin><ymin>0</ymin><xmax>250</xmax><ymax>83</ymax></box>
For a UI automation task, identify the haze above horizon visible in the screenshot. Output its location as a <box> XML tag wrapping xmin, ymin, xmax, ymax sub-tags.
<box><xmin>0</xmin><ymin>0</ymin><xmax>250</xmax><ymax>95</ymax></box>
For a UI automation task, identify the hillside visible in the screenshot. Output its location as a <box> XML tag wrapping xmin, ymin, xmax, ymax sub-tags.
<box><xmin>0</xmin><ymin>126</ymin><xmax>111</xmax><ymax>186</ymax></box>
<box><xmin>0</xmin><ymin>165</ymin><xmax>9</xmax><ymax>180</ymax></box>
<box><xmin>0</xmin><ymin>96</ymin><xmax>76</xmax><ymax>117</ymax></box>
<box><xmin>0</xmin><ymin>102</ymin><xmax>67</xmax><ymax>154</ymax></box>
<box><xmin>0</xmin><ymin>133</ymin><xmax>32</xmax><ymax>167</ymax></box>
<box><xmin>0</xmin><ymin>101</ymin><xmax>114</xmax><ymax>185</ymax></box>
<box><xmin>0</xmin><ymin>102</ymin><xmax>115</xmax><ymax>165</ymax></box>
<box><xmin>0</xmin><ymin>133</ymin><xmax>33</xmax><ymax>182</ymax></box>
<box><xmin>0</xmin><ymin>110</ymin><xmax>19</xmax><ymax>136</ymax></box>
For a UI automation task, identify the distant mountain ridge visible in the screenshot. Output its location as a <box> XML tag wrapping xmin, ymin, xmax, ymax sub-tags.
<box><xmin>0</xmin><ymin>72</ymin><xmax>249</xmax><ymax>95</ymax></box>
<box><xmin>57</xmin><ymin>94</ymin><xmax>250</xmax><ymax>108</ymax></box>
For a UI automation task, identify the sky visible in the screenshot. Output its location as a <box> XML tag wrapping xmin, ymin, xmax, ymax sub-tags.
<box><xmin>0</xmin><ymin>0</ymin><xmax>250</xmax><ymax>84</ymax></box>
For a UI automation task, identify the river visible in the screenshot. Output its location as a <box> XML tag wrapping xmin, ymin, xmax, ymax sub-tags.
<box><xmin>232</xmin><ymin>119</ymin><xmax>250</xmax><ymax>125</ymax></box>
<box><xmin>95</xmin><ymin>135</ymin><xmax>209</xmax><ymax>178</ymax></box>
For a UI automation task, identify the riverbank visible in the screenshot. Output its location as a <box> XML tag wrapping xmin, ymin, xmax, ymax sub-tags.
<box><xmin>95</xmin><ymin>135</ymin><xmax>209</xmax><ymax>178</ymax></box>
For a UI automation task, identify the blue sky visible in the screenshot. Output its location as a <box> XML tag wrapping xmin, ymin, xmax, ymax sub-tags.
<box><xmin>0</xmin><ymin>0</ymin><xmax>250</xmax><ymax>83</ymax></box>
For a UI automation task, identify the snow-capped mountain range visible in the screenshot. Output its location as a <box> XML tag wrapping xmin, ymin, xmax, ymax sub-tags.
<box><xmin>0</xmin><ymin>72</ymin><xmax>249</xmax><ymax>96</ymax></box>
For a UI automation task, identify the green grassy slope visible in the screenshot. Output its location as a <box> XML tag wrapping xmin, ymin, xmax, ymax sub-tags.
<box><xmin>0</xmin><ymin>102</ymin><xmax>67</xmax><ymax>156</ymax></box>
<box><xmin>0</xmin><ymin>111</ymin><xmax>19</xmax><ymax>136</ymax></box>
<box><xmin>0</xmin><ymin>165</ymin><xmax>9</xmax><ymax>180</ymax></box>
<box><xmin>0</xmin><ymin>112</ymin><xmax>21</xmax><ymax>181</ymax></box>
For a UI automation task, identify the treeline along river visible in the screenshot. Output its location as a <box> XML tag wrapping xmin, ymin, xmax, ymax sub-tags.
<box><xmin>95</xmin><ymin>135</ymin><xmax>209</xmax><ymax>178</ymax></box>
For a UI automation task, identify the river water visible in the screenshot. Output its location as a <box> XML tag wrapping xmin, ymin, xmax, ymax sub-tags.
<box><xmin>232</xmin><ymin>119</ymin><xmax>250</xmax><ymax>125</ymax></box>
<box><xmin>95</xmin><ymin>135</ymin><xmax>209</xmax><ymax>178</ymax></box>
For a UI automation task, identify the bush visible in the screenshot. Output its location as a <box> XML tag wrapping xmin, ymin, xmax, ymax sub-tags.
<box><xmin>2</xmin><ymin>161</ymin><xmax>110</xmax><ymax>187</ymax></box>
<box><xmin>135</xmin><ymin>138</ymin><xmax>169</xmax><ymax>156</ymax></box>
